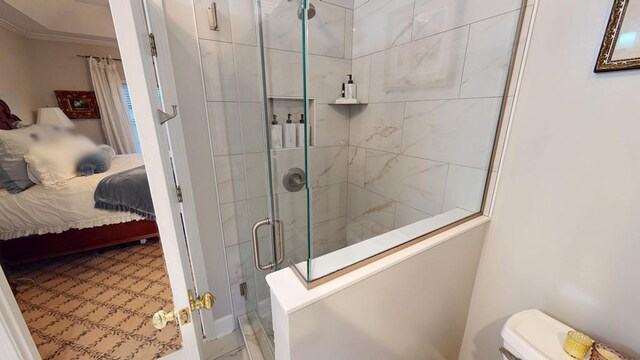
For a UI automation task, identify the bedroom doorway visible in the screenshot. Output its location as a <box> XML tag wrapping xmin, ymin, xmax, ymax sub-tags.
<box><xmin>0</xmin><ymin>0</ymin><xmax>220</xmax><ymax>359</ymax></box>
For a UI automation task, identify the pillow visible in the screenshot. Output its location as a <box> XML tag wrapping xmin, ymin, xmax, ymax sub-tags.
<box><xmin>0</xmin><ymin>125</ymin><xmax>57</xmax><ymax>193</ymax></box>
<box><xmin>12</xmin><ymin>120</ymin><xmax>26</xmax><ymax>129</ymax></box>
<box><xmin>77</xmin><ymin>145</ymin><xmax>116</xmax><ymax>176</ymax></box>
<box><xmin>24</xmin><ymin>135</ymin><xmax>97</xmax><ymax>189</ymax></box>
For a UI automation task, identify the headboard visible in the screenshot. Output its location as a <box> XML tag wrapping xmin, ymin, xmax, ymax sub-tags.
<box><xmin>0</xmin><ymin>99</ymin><xmax>22</xmax><ymax>130</ymax></box>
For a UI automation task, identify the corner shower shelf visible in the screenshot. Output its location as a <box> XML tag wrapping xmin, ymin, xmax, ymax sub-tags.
<box><xmin>330</xmin><ymin>99</ymin><xmax>368</xmax><ymax>105</ymax></box>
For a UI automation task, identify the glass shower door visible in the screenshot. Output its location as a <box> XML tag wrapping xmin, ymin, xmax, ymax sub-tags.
<box><xmin>240</xmin><ymin>0</ymin><xmax>314</xmax><ymax>354</ymax></box>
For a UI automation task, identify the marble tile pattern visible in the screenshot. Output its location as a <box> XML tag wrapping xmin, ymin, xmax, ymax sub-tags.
<box><xmin>442</xmin><ymin>165</ymin><xmax>488</xmax><ymax>213</ymax></box>
<box><xmin>261</xmin><ymin>1</ymin><xmax>348</xmax><ymax>58</ymax></box>
<box><xmin>347</xmin><ymin>184</ymin><xmax>396</xmax><ymax>235</ymax></box>
<box><xmin>314</xmin><ymin>105</ymin><xmax>350</xmax><ymax>147</ymax></box>
<box><xmin>349</xmin><ymin>103</ymin><xmax>404</xmax><ymax>153</ymax></box>
<box><xmin>345</xmin><ymin>0</ymin><xmax>521</xmax><ymax>240</ymax></box>
<box><xmin>192</xmin><ymin>0</ymin><xmax>356</xmax><ymax>327</ymax></box>
<box><xmin>193</xmin><ymin>0</ymin><xmax>522</xmax><ymax>311</ymax></box>
<box><xmin>193</xmin><ymin>0</ymin><xmax>233</xmax><ymax>42</ymax></box>
<box><xmin>364</xmin><ymin>150</ymin><xmax>449</xmax><ymax>215</ymax></box>
<box><xmin>200</xmin><ymin>39</ymin><xmax>238</xmax><ymax>101</ymax></box>
<box><xmin>401</xmin><ymin>98</ymin><xmax>502</xmax><ymax>169</ymax></box>
<box><xmin>347</xmin><ymin>146</ymin><xmax>366</xmax><ymax>187</ymax></box>
<box><xmin>460</xmin><ymin>10</ymin><xmax>522</xmax><ymax>98</ymax></box>
<box><xmin>321</xmin><ymin>0</ymin><xmax>355</xmax><ymax>9</ymax></box>
<box><xmin>352</xmin><ymin>0</ymin><xmax>415</xmax><ymax>58</ymax></box>
<box><xmin>368</xmin><ymin>26</ymin><xmax>469</xmax><ymax>103</ymax></box>
<box><xmin>412</xmin><ymin>0</ymin><xmax>521</xmax><ymax>40</ymax></box>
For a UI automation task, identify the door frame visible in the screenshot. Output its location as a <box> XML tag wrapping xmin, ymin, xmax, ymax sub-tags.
<box><xmin>110</xmin><ymin>0</ymin><xmax>208</xmax><ymax>357</ymax></box>
<box><xmin>0</xmin><ymin>1</ymin><xmax>208</xmax><ymax>359</ymax></box>
<box><xmin>142</xmin><ymin>0</ymin><xmax>231</xmax><ymax>338</ymax></box>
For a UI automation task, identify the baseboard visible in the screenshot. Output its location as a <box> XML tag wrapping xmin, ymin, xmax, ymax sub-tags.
<box><xmin>213</xmin><ymin>314</ymin><xmax>235</xmax><ymax>338</ymax></box>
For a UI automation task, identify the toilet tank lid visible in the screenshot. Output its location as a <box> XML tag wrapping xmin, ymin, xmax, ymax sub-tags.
<box><xmin>501</xmin><ymin>309</ymin><xmax>576</xmax><ymax>360</ymax></box>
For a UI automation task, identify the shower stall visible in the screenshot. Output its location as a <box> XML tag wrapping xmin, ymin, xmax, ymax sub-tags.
<box><xmin>199</xmin><ymin>0</ymin><xmax>528</xmax><ymax>355</ymax></box>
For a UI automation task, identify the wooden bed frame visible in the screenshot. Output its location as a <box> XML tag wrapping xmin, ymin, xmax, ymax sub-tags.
<box><xmin>0</xmin><ymin>221</ymin><xmax>159</xmax><ymax>265</ymax></box>
<box><xmin>0</xmin><ymin>100</ymin><xmax>159</xmax><ymax>265</ymax></box>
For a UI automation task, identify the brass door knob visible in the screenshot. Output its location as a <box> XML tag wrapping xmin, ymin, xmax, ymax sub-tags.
<box><xmin>190</xmin><ymin>291</ymin><xmax>216</xmax><ymax>311</ymax></box>
<box><xmin>152</xmin><ymin>309</ymin><xmax>177</xmax><ymax>330</ymax></box>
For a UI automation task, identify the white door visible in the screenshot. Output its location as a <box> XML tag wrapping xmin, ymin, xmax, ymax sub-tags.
<box><xmin>109</xmin><ymin>0</ymin><xmax>212</xmax><ymax>358</ymax></box>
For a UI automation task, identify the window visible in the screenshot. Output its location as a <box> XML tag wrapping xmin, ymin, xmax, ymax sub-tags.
<box><xmin>122</xmin><ymin>83</ymin><xmax>142</xmax><ymax>152</ymax></box>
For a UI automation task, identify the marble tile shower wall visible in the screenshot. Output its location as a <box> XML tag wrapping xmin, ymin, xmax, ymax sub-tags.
<box><xmin>192</xmin><ymin>0</ymin><xmax>356</xmax><ymax>318</ymax></box>
<box><xmin>194</xmin><ymin>0</ymin><xmax>525</xmax><ymax>317</ymax></box>
<box><xmin>345</xmin><ymin>0</ymin><xmax>524</xmax><ymax>243</ymax></box>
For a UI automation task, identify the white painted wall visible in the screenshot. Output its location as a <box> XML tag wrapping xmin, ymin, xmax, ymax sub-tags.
<box><xmin>27</xmin><ymin>39</ymin><xmax>123</xmax><ymax>145</ymax></box>
<box><xmin>0</xmin><ymin>27</ymin><xmax>39</xmax><ymax>124</ymax></box>
<box><xmin>459</xmin><ymin>0</ymin><xmax>640</xmax><ymax>358</ymax></box>
<box><xmin>268</xmin><ymin>218</ymin><xmax>488</xmax><ymax>359</ymax></box>
<box><xmin>0</xmin><ymin>26</ymin><xmax>123</xmax><ymax>144</ymax></box>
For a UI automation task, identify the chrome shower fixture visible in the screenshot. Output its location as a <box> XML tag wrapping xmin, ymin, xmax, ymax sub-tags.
<box><xmin>288</xmin><ymin>0</ymin><xmax>316</xmax><ymax>20</ymax></box>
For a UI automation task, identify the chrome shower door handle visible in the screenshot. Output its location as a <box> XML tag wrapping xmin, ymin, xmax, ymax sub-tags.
<box><xmin>252</xmin><ymin>219</ymin><xmax>274</xmax><ymax>271</ymax></box>
<box><xmin>273</xmin><ymin>218</ymin><xmax>285</xmax><ymax>266</ymax></box>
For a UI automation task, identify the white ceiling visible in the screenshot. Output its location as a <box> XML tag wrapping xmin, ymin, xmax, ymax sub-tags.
<box><xmin>0</xmin><ymin>0</ymin><xmax>117</xmax><ymax>46</ymax></box>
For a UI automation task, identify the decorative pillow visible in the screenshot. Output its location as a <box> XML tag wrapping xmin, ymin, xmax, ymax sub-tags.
<box><xmin>12</xmin><ymin>120</ymin><xmax>26</xmax><ymax>129</ymax></box>
<box><xmin>25</xmin><ymin>135</ymin><xmax>97</xmax><ymax>189</ymax></box>
<box><xmin>0</xmin><ymin>125</ymin><xmax>56</xmax><ymax>193</ymax></box>
<box><xmin>77</xmin><ymin>145</ymin><xmax>116</xmax><ymax>176</ymax></box>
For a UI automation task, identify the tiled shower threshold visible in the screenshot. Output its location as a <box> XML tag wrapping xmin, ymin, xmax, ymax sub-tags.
<box><xmin>238</xmin><ymin>312</ymin><xmax>275</xmax><ymax>360</ymax></box>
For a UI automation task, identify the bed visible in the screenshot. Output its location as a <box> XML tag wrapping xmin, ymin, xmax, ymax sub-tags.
<box><xmin>0</xmin><ymin>100</ymin><xmax>158</xmax><ymax>265</ymax></box>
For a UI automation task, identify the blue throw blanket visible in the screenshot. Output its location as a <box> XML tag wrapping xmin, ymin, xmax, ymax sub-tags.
<box><xmin>94</xmin><ymin>165</ymin><xmax>155</xmax><ymax>220</ymax></box>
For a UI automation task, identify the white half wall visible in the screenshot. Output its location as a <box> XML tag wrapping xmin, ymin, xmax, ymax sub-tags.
<box><xmin>268</xmin><ymin>217</ymin><xmax>488</xmax><ymax>360</ymax></box>
<box><xmin>460</xmin><ymin>0</ymin><xmax>640</xmax><ymax>358</ymax></box>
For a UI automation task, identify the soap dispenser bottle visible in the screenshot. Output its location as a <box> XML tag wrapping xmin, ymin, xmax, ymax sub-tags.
<box><xmin>271</xmin><ymin>115</ymin><xmax>282</xmax><ymax>149</ymax></box>
<box><xmin>296</xmin><ymin>114</ymin><xmax>305</xmax><ymax>147</ymax></box>
<box><xmin>345</xmin><ymin>74</ymin><xmax>357</xmax><ymax>100</ymax></box>
<box><xmin>283</xmin><ymin>113</ymin><xmax>297</xmax><ymax>148</ymax></box>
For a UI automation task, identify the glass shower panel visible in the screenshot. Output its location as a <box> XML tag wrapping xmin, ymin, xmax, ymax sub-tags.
<box><xmin>220</xmin><ymin>0</ymin><xmax>313</xmax><ymax>354</ymax></box>
<box><xmin>259</xmin><ymin>0</ymin><xmax>317</xmax><ymax>282</ymax></box>
<box><xmin>295</xmin><ymin>0</ymin><xmax>529</xmax><ymax>282</ymax></box>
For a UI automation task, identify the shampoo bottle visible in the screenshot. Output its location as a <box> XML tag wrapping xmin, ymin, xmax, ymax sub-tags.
<box><xmin>271</xmin><ymin>115</ymin><xmax>282</xmax><ymax>149</ymax></box>
<box><xmin>296</xmin><ymin>114</ymin><xmax>305</xmax><ymax>148</ymax></box>
<box><xmin>345</xmin><ymin>74</ymin><xmax>357</xmax><ymax>100</ymax></box>
<box><xmin>284</xmin><ymin>113</ymin><xmax>297</xmax><ymax>148</ymax></box>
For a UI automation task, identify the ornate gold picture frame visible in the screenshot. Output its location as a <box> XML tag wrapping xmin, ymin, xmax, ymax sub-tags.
<box><xmin>54</xmin><ymin>90</ymin><xmax>101</xmax><ymax>119</ymax></box>
<box><xmin>595</xmin><ymin>0</ymin><xmax>640</xmax><ymax>72</ymax></box>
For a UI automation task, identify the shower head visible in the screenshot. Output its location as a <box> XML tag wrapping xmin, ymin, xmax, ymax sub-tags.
<box><xmin>288</xmin><ymin>0</ymin><xmax>316</xmax><ymax>20</ymax></box>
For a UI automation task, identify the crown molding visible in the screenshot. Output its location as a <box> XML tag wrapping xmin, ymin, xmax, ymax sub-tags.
<box><xmin>25</xmin><ymin>32</ymin><xmax>118</xmax><ymax>48</ymax></box>
<box><xmin>0</xmin><ymin>17</ymin><xmax>26</xmax><ymax>36</ymax></box>
<box><xmin>0</xmin><ymin>17</ymin><xmax>118</xmax><ymax>48</ymax></box>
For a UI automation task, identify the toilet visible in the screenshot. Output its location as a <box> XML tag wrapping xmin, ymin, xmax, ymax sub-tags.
<box><xmin>501</xmin><ymin>309</ymin><xmax>577</xmax><ymax>359</ymax></box>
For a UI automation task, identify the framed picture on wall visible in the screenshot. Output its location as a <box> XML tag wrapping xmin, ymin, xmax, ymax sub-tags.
<box><xmin>595</xmin><ymin>0</ymin><xmax>640</xmax><ymax>72</ymax></box>
<box><xmin>54</xmin><ymin>90</ymin><xmax>101</xmax><ymax>119</ymax></box>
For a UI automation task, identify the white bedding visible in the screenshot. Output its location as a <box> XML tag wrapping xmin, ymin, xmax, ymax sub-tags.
<box><xmin>0</xmin><ymin>154</ymin><xmax>145</xmax><ymax>240</ymax></box>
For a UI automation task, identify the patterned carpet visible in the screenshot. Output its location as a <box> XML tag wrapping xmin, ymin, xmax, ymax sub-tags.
<box><xmin>6</xmin><ymin>240</ymin><xmax>182</xmax><ymax>360</ymax></box>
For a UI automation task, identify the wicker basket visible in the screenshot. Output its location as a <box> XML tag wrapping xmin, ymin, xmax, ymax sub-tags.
<box><xmin>591</xmin><ymin>343</ymin><xmax>635</xmax><ymax>360</ymax></box>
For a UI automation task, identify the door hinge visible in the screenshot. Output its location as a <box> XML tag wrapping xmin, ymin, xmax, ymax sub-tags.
<box><xmin>149</xmin><ymin>33</ymin><xmax>158</xmax><ymax>57</ymax></box>
<box><xmin>239</xmin><ymin>282</ymin><xmax>248</xmax><ymax>301</ymax></box>
<box><xmin>176</xmin><ymin>185</ymin><xmax>183</xmax><ymax>203</ymax></box>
